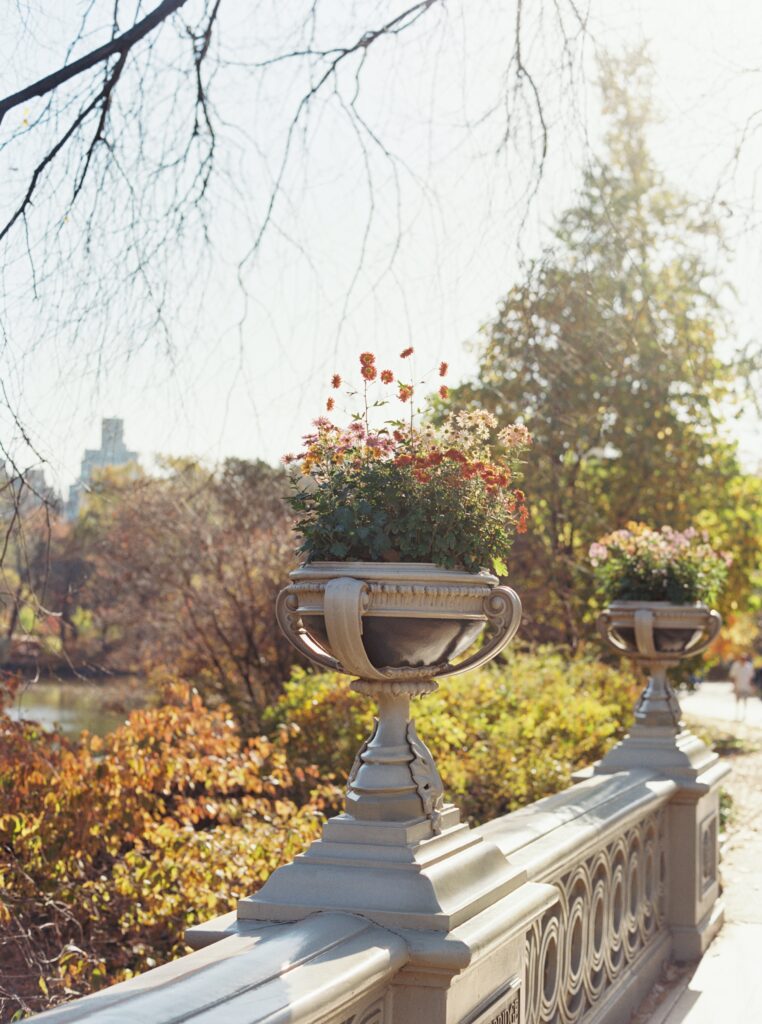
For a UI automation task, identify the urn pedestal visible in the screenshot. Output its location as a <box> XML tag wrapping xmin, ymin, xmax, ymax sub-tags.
<box><xmin>590</xmin><ymin>600</ymin><xmax>729</xmax><ymax>958</ymax></box>
<box><xmin>592</xmin><ymin>601</ymin><xmax>722</xmax><ymax>778</ymax></box>
<box><xmin>237</xmin><ymin>562</ymin><xmax>527</xmax><ymax>932</ymax></box>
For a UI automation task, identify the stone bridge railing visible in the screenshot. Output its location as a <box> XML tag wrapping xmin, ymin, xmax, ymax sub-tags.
<box><xmin>31</xmin><ymin>757</ymin><xmax>726</xmax><ymax>1024</ymax></box>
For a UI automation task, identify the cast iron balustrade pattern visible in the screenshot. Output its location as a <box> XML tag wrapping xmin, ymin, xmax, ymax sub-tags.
<box><xmin>524</xmin><ymin>808</ymin><xmax>666</xmax><ymax>1024</ymax></box>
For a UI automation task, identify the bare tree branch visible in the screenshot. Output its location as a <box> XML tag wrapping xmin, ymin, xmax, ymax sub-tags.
<box><xmin>0</xmin><ymin>0</ymin><xmax>189</xmax><ymax>126</ymax></box>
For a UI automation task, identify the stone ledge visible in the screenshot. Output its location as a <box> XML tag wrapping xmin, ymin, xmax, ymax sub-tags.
<box><xmin>29</xmin><ymin>912</ymin><xmax>408</xmax><ymax>1024</ymax></box>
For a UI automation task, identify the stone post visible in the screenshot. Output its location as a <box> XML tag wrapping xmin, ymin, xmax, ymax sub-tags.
<box><xmin>592</xmin><ymin>602</ymin><xmax>729</xmax><ymax>958</ymax></box>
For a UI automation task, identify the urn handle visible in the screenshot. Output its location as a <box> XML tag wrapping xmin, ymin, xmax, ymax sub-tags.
<box><xmin>596</xmin><ymin>610</ymin><xmax>629</xmax><ymax>656</ymax></box>
<box><xmin>681</xmin><ymin>608</ymin><xmax>722</xmax><ymax>657</ymax></box>
<box><xmin>275</xmin><ymin>587</ymin><xmax>342</xmax><ymax>673</ymax></box>
<box><xmin>276</xmin><ymin>578</ymin><xmax>390</xmax><ymax>679</ymax></box>
<box><xmin>435</xmin><ymin>586</ymin><xmax>522</xmax><ymax>679</ymax></box>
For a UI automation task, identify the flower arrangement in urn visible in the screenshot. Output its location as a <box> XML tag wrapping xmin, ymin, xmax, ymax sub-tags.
<box><xmin>284</xmin><ymin>348</ymin><xmax>531</xmax><ymax>574</ymax></box>
<box><xmin>276</xmin><ymin>348</ymin><xmax>532</xmax><ymax>680</ymax></box>
<box><xmin>589</xmin><ymin>523</ymin><xmax>731</xmax><ymax>608</ymax></box>
<box><xmin>590</xmin><ymin>522</ymin><xmax>728</xmax><ymax>674</ymax></box>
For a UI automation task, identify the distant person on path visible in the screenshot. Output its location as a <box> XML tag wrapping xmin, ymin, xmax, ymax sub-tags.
<box><xmin>729</xmin><ymin>653</ymin><xmax>756</xmax><ymax>720</ymax></box>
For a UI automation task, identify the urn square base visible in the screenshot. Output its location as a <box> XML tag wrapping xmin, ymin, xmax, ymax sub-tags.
<box><xmin>237</xmin><ymin>807</ymin><xmax>527</xmax><ymax>932</ymax></box>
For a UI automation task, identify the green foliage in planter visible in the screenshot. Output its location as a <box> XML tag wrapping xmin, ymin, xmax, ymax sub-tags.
<box><xmin>264</xmin><ymin>649</ymin><xmax>639</xmax><ymax>824</ymax></box>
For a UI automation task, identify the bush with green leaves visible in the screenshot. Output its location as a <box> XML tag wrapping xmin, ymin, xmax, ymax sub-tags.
<box><xmin>264</xmin><ymin>649</ymin><xmax>638</xmax><ymax>823</ymax></box>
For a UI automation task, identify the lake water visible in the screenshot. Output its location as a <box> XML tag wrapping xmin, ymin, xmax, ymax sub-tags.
<box><xmin>6</xmin><ymin>676</ymin><xmax>147</xmax><ymax>739</ymax></box>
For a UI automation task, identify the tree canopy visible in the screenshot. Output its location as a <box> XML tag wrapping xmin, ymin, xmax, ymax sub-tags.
<box><xmin>456</xmin><ymin>51</ymin><xmax>762</xmax><ymax>646</ymax></box>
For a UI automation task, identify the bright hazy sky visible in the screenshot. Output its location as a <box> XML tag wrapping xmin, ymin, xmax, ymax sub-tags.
<box><xmin>2</xmin><ymin>0</ymin><xmax>761</xmax><ymax>495</ymax></box>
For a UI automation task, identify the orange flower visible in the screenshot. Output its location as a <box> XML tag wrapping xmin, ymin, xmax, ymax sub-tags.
<box><xmin>443</xmin><ymin>448</ymin><xmax>466</xmax><ymax>463</ymax></box>
<box><xmin>400</xmin><ymin>346</ymin><xmax>414</xmax><ymax>358</ymax></box>
<box><xmin>360</xmin><ymin>352</ymin><xmax>375</xmax><ymax>366</ymax></box>
<box><xmin>439</xmin><ymin>361</ymin><xmax>448</xmax><ymax>377</ymax></box>
<box><xmin>413</xmin><ymin>469</ymin><xmax>430</xmax><ymax>483</ymax></box>
<box><xmin>395</xmin><ymin>454</ymin><xmax>414</xmax><ymax>466</ymax></box>
<box><xmin>380</xmin><ymin>369</ymin><xmax>394</xmax><ymax>384</ymax></box>
<box><xmin>439</xmin><ymin>385</ymin><xmax>449</xmax><ymax>399</ymax></box>
<box><xmin>518</xmin><ymin>505</ymin><xmax>529</xmax><ymax>533</ymax></box>
<box><xmin>398</xmin><ymin>384</ymin><xmax>413</xmax><ymax>402</ymax></box>
<box><xmin>331</xmin><ymin>374</ymin><xmax>342</xmax><ymax>389</ymax></box>
<box><xmin>361</xmin><ymin>364</ymin><xmax>378</xmax><ymax>381</ymax></box>
<box><xmin>326</xmin><ymin>397</ymin><xmax>335</xmax><ymax>411</ymax></box>
<box><xmin>514</xmin><ymin>488</ymin><xmax>525</xmax><ymax>502</ymax></box>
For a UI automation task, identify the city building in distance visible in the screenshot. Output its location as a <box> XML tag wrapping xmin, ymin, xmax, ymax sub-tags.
<box><xmin>66</xmin><ymin>418</ymin><xmax>138</xmax><ymax>520</ymax></box>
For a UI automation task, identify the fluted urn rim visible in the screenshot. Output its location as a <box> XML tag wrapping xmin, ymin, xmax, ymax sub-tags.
<box><xmin>276</xmin><ymin>559</ymin><xmax>521</xmax><ymax>681</ymax></box>
<box><xmin>597</xmin><ymin>599</ymin><xmax>721</xmax><ymax>663</ymax></box>
<box><xmin>290</xmin><ymin>560</ymin><xmax>499</xmax><ymax>587</ymax></box>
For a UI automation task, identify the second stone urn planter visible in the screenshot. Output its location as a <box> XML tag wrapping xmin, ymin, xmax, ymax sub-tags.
<box><xmin>593</xmin><ymin>600</ymin><xmax>723</xmax><ymax>776</ymax></box>
<box><xmin>238</xmin><ymin>561</ymin><xmax>526</xmax><ymax>931</ymax></box>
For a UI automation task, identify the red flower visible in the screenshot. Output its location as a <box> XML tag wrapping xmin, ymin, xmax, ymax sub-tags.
<box><xmin>326</xmin><ymin>397</ymin><xmax>335</xmax><ymax>411</ymax></box>
<box><xmin>439</xmin><ymin>385</ymin><xmax>449</xmax><ymax>399</ymax></box>
<box><xmin>443</xmin><ymin>448</ymin><xmax>466</xmax><ymax>463</ymax></box>
<box><xmin>413</xmin><ymin>469</ymin><xmax>430</xmax><ymax>483</ymax></box>
<box><xmin>514</xmin><ymin>489</ymin><xmax>525</xmax><ymax>502</ymax></box>
<box><xmin>360</xmin><ymin>352</ymin><xmax>375</xmax><ymax>366</ymax></box>
<box><xmin>439</xmin><ymin>361</ymin><xmax>448</xmax><ymax>377</ymax></box>
<box><xmin>398</xmin><ymin>384</ymin><xmax>413</xmax><ymax>402</ymax></box>
<box><xmin>361</xmin><ymin>364</ymin><xmax>378</xmax><ymax>381</ymax></box>
<box><xmin>517</xmin><ymin>505</ymin><xmax>529</xmax><ymax>533</ymax></box>
<box><xmin>331</xmin><ymin>373</ymin><xmax>342</xmax><ymax>389</ymax></box>
<box><xmin>400</xmin><ymin>346</ymin><xmax>414</xmax><ymax>359</ymax></box>
<box><xmin>395</xmin><ymin>454</ymin><xmax>414</xmax><ymax>467</ymax></box>
<box><xmin>392</xmin><ymin>429</ymin><xmax>404</xmax><ymax>442</ymax></box>
<box><xmin>380</xmin><ymin>369</ymin><xmax>394</xmax><ymax>384</ymax></box>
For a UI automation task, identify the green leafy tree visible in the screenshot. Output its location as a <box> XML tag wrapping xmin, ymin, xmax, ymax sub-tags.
<box><xmin>456</xmin><ymin>49</ymin><xmax>761</xmax><ymax>646</ymax></box>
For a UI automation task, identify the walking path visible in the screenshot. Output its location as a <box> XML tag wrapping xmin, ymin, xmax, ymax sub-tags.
<box><xmin>638</xmin><ymin>682</ymin><xmax>762</xmax><ymax>1023</ymax></box>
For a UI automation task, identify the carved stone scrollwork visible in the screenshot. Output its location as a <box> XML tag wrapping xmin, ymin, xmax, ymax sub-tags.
<box><xmin>347</xmin><ymin>720</ymin><xmax>378</xmax><ymax>786</ymax></box>
<box><xmin>350</xmin><ymin>678</ymin><xmax>441</xmax><ymax>697</ymax></box>
<box><xmin>524</xmin><ymin>808</ymin><xmax>666</xmax><ymax>1024</ymax></box>
<box><xmin>407</xmin><ymin>720</ymin><xmax>446</xmax><ymax>834</ymax></box>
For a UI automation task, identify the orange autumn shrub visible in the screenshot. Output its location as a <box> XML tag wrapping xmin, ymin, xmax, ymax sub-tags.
<box><xmin>0</xmin><ymin>677</ymin><xmax>333</xmax><ymax>1021</ymax></box>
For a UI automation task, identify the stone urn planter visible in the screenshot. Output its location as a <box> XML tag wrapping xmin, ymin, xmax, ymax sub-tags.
<box><xmin>238</xmin><ymin>560</ymin><xmax>525</xmax><ymax>931</ymax></box>
<box><xmin>591</xmin><ymin>599</ymin><xmax>724</xmax><ymax>781</ymax></box>
<box><xmin>274</xmin><ymin>560</ymin><xmax>521</xmax><ymax>828</ymax></box>
<box><xmin>275</xmin><ymin>560</ymin><xmax>521</xmax><ymax>681</ymax></box>
<box><xmin>597</xmin><ymin>601</ymin><xmax>721</xmax><ymax>730</ymax></box>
